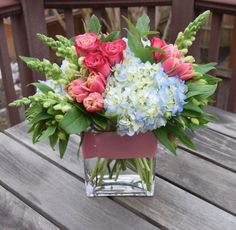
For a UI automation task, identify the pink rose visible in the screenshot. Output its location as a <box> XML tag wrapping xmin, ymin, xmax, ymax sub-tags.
<box><xmin>100</xmin><ymin>39</ymin><xmax>126</xmax><ymax>66</ymax></box>
<box><xmin>84</xmin><ymin>51</ymin><xmax>111</xmax><ymax>78</ymax></box>
<box><xmin>151</xmin><ymin>37</ymin><xmax>166</xmax><ymax>62</ymax></box>
<box><xmin>83</xmin><ymin>92</ymin><xmax>104</xmax><ymax>112</ymax></box>
<box><xmin>75</xmin><ymin>33</ymin><xmax>100</xmax><ymax>56</ymax></box>
<box><xmin>65</xmin><ymin>79</ymin><xmax>89</xmax><ymax>103</ymax></box>
<box><xmin>87</xmin><ymin>71</ymin><xmax>106</xmax><ymax>94</ymax></box>
<box><xmin>162</xmin><ymin>44</ymin><xmax>182</xmax><ymax>60</ymax></box>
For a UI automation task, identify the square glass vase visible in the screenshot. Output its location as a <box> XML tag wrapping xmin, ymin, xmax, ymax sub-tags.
<box><xmin>82</xmin><ymin>131</ymin><xmax>157</xmax><ymax>197</ymax></box>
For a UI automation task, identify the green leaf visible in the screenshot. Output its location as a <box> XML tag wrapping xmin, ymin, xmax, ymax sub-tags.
<box><xmin>20</xmin><ymin>56</ymin><xmax>39</xmax><ymax>64</ymax></box>
<box><xmin>29</xmin><ymin>112</ymin><xmax>52</xmax><ymax>124</ymax></box>
<box><xmin>186</xmin><ymin>83</ymin><xmax>217</xmax><ymax>99</ymax></box>
<box><xmin>141</xmin><ymin>31</ymin><xmax>158</xmax><ymax>37</ymax></box>
<box><xmin>59</xmin><ymin>107</ymin><xmax>91</xmax><ymax>134</ymax></box>
<box><xmin>203</xmin><ymin>111</ymin><xmax>219</xmax><ymax>122</ymax></box>
<box><xmin>153</xmin><ymin>129</ymin><xmax>176</xmax><ymax>155</ymax></box>
<box><xmin>202</xmin><ymin>74</ymin><xmax>222</xmax><ymax>84</ymax></box>
<box><xmin>91</xmin><ymin>114</ymin><xmax>108</xmax><ymax>130</ymax></box>
<box><xmin>136</xmin><ymin>14</ymin><xmax>150</xmax><ymax>35</ymax></box>
<box><xmin>194</xmin><ymin>63</ymin><xmax>217</xmax><ymax>74</ymax></box>
<box><xmin>184</xmin><ymin>101</ymin><xmax>203</xmax><ymax>114</ymax></box>
<box><xmin>49</xmin><ymin>131</ymin><xmax>58</xmax><ymax>150</ymax></box>
<box><xmin>59</xmin><ymin>134</ymin><xmax>69</xmax><ymax>158</ymax></box>
<box><xmin>101</xmin><ymin>31</ymin><xmax>120</xmax><ymax>42</ymax></box>
<box><xmin>32</xmin><ymin>123</ymin><xmax>45</xmax><ymax>143</ymax></box>
<box><xmin>88</xmin><ymin>15</ymin><xmax>101</xmax><ymax>34</ymax></box>
<box><xmin>38</xmin><ymin>125</ymin><xmax>57</xmax><ymax>142</ymax></box>
<box><xmin>122</xmin><ymin>16</ymin><xmax>140</xmax><ymax>38</ymax></box>
<box><xmin>31</xmin><ymin>82</ymin><xmax>55</xmax><ymax>94</ymax></box>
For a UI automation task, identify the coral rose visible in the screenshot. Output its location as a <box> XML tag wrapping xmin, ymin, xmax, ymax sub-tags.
<box><xmin>75</xmin><ymin>33</ymin><xmax>99</xmax><ymax>56</ymax></box>
<box><xmin>100</xmin><ymin>39</ymin><xmax>126</xmax><ymax>66</ymax></box>
<box><xmin>84</xmin><ymin>51</ymin><xmax>111</xmax><ymax>78</ymax></box>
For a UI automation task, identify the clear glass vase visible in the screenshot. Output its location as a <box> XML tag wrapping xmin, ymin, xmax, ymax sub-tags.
<box><xmin>82</xmin><ymin>131</ymin><xmax>157</xmax><ymax>197</ymax></box>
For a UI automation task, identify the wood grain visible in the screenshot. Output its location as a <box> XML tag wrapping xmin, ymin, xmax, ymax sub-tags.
<box><xmin>181</xmin><ymin>128</ymin><xmax>236</xmax><ymax>172</ymax></box>
<box><xmin>0</xmin><ymin>185</ymin><xmax>58</xmax><ymax>230</ymax></box>
<box><xmin>0</xmin><ymin>133</ymin><xmax>158</xmax><ymax>230</ymax></box>
<box><xmin>206</xmin><ymin>106</ymin><xmax>236</xmax><ymax>139</ymax></box>
<box><xmin>157</xmin><ymin>144</ymin><xmax>236</xmax><ymax>215</ymax></box>
<box><xmin>5</xmin><ymin>122</ymin><xmax>236</xmax><ymax>230</ymax></box>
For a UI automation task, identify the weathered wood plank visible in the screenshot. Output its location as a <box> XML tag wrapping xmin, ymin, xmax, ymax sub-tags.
<box><xmin>5</xmin><ymin>122</ymin><xmax>236</xmax><ymax>230</ymax></box>
<box><xmin>0</xmin><ymin>133</ymin><xmax>158</xmax><ymax>230</ymax></box>
<box><xmin>181</xmin><ymin>128</ymin><xmax>236</xmax><ymax>172</ymax></box>
<box><xmin>0</xmin><ymin>185</ymin><xmax>58</xmax><ymax>230</ymax></box>
<box><xmin>156</xmin><ymin>144</ymin><xmax>236</xmax><ymax>215</ymax></box>
<box><xmin>206</xmin><ymin>106</ymin><xmax>236</xmax><ymax>139</ymax></box>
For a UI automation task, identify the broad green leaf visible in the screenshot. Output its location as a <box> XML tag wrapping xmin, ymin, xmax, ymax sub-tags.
<box><xmin>49</xmin><ymin>131</ymin><xmax>58</xmax><ymax>150</ymax></box>
<box><xmin>184</xmin><ymin>101</ymin><xmax>203</xmax><ymax>114</ymax></box>
<box><xmin>186</xmin><ymin>83</ymin><xmax>217</xmax><ymax>99</ymax></box>
<box><xmin>91</xmin><ymin>114</ymin><xmax>108</xmax><ymax>130</ymax></box>
<box><xmin>29</xmin><ymin>112</ymin><xmax>52</xmax><ymax>124</ymax></box>
<box><xmin>136</xmin><ymin>14</ymin><xmax>150</xmax><ymax>35</ymax></box>
<box><xmin>59</xmin><ymin>134</ymin><xmax>69</xmax><ymax>158</ymax></box>
<box><xmin>153</xmin><ymin>129</ymin><xmax>176</xmax><ymax>155</ymax></box>
<box><xmin>101</xmin><ymin>31</ymin><xmax>120</xmax><ymax>42</ymax></box>
<box><xmin>145</xmin><ymin>46</ymin><xmax>164</xmax><ymax>54</ymax></box>
<box><xmin>194</xmin><ymin>63</ymin><xmax>217</xmax><ymax>74</ymax></box>
<box><xmin>202</xmin><ymin>74</ymin><xmax>222</xmax><ymax>84</ymax></box>
<box><xmin>88</xmin><ymin>15</ymin><xmax>101</xmax><ymax>34</ymax></box>
<box><xmin>141</xmin><ymin>31</ymin><xmax>159</xmax><ymax>37</ymax></box>
<box><xmin>31</xmin><ymin>82</ymin><xmax>55</xmax><ymax>94</ymax></box>
<box><xmin>32</xmin><ymin>122</ymin><xmax>45</xmax><ymax>143</ymax></box>
<box><xmin>122</xmin><ymin>16</ymin><xmax>140</xmax><ymax>38</ymax></box>
<box><xmin>38</xmin><ymin>125</ymin><xmax>57</xmax><ymax>142</ymax></box>
<box><xmin>59</xmin><ymin>107</ymin><xmax>91</xmax><ymax>134</ymax></box>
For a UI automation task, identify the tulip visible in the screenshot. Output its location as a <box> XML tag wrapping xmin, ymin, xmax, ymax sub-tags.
<box><xmin>83</xmin><ymin>92</ymin><xmax>104</xmax><ymax>112</ymax></box>
<box><xmin>87</xmin><ymin>71</ymin><xmax>106</xmax><ymax>94</ymax></box>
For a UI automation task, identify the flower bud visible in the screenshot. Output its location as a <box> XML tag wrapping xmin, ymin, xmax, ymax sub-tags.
<box><xmin>191</xmin><ymin>118</ymin><xmax>199</xmax><ymax>125</ymax></box>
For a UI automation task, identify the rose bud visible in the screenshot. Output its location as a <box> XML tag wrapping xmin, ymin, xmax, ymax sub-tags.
<box><xmin>84</xmin><ymin>51</ymin><xmax>111</xmax><ymax>78</ymax></box>
<box><xmin>100</xmin><ymin>39</ymin><xmax>126</xmax><ymax>66</ymax></box>
<box><xmin>162</xmin><ymin>57</ymin><xmax>181</xmax><ymax>76</ymax></box>
<box><xmin>75</xmin><ymin>33</ymin><xmax>100</xmax><ymax>56</ymax></box>
<box><xmin>151</xmin><ymin>37</ymin><xmax>166</xmax><ymax>62</ymax></box>
<box><xmin>178</xmin><ymin>63</ymin><xmax>193</xmax><ymax>80</ymax></box>
<box><xmin>162</xmin><ymin>44</ymin><xmax>182</xmax><ymax>60</ymax></box>
<box><xmin>65</xmin><ymin>79</ymin><xmax>89</xmax><ymax>103</ymax></box>
<box><xmin>83</xmin><ymin>92</ymin><xmax>104</xmax><ymax>112</ymax></box>
<box><xmin>87</xmin><ymin>71</ymin><xmax>106</xmax><ymax>94</ymax></box>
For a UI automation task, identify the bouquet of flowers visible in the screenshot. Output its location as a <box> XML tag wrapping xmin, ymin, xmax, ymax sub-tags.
<box><xmin>11</xmin><ymin>10</ymin><xmax>220</xmax><ymax>196</ymax></box>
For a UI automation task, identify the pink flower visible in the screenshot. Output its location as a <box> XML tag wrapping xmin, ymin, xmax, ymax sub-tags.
<box><xmin>100</xmin><ymin>39</ymin><xmax>126</xmax><ymax>66</ymax></box>
<box><xmin>75</xmin><ymin>33</ymin><xmax>100</xmax><ymax>56</ymax></box>
<box><xmin>162</xmin><ymin>57</ymin><xmax>181</xmax><ymax>76</ymax></box>
<box><xmin>162</xmin><ymin>57</ymin><xmax>193</xmax><ymax>80</ymax></box>
<box><xmin>151</xmin><ymin>37</ymin><xmax>166</xmax><ymax>62</ymax></box>
<box><xmin>87</xmin><ymin>71</ymin><xmax>106</xmax><ymax>94</ymax></box>
<box><xmin>83</xmin><ymin>92</ymin><xmax>104</xmax><ymax>112</ymax></box>
<box><xmin>84</xmin><ymin>51</ymin><xmax>111</xmax><ymax>78</ymax></box>
<box><xmin>65</xmin><ymin>79</ymin><xmax>89</xmax><ymax>103</ymax></box>
<box><xmin>162</xmin><ymin>44</ymin><xmax>182</xmax><ymax>60</ymax></box>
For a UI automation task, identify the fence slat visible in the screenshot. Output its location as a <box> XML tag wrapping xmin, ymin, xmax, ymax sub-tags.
<box><xmin>169</xmin><ymin>0</ymin><xmax>195</xmax><ymax>43</ymax></box>
<box><xmin>208</xmin><ymin>13</ymin><xmax>223</xmax><ymax>63</ymax></box>
<box><xmin>20</xmin><ymin>0</ymin><xmax>49</xmax><ymax>81</ymax></box>
<box><xmin>120</xmin><ymin>7</ymin><xmax>128</xmax><ymax>37</ymax></box>
<box><xmin>64</xmin><ymin>9</ymin><xmax>75</xmax><ymax>38</ymax></box>
<box><xmin>11</xmin><ymin>14</ymin><xmax>35</xmax><ymax>97</ymax></box>
<box><xmin>148</xmin><ymin>6</ymin><xmax>155</xmax><ymax>31</ymax></box>
<box><xmin>0</xmin><ymin>19</ymin><xmax>20</xmax><ymax>125</ymax></box>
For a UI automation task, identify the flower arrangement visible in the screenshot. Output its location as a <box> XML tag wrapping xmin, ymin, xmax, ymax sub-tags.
<box><xmin>11</xmin><ymin>11</ymin><xmax>220</xmax><ymax>196</ymax></box>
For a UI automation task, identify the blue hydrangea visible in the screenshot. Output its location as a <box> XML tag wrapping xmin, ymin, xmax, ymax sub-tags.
<box><xmin>104</xmin><ymin>53</ymin><xmax>187</xmax><ymax>136</ymax></box>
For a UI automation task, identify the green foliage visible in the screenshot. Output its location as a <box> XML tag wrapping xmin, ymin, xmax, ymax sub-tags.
<box><xmin>101</xmin><ymin>31</ymin><xmax>120</xmax><ymax>42</ymax></box>
<box><xmin>175</xmin><ymin>10</ymin><xmax>210</xmax><ymax>55</ymax></box>
<box><xmin>88</xmin><ymin>15</ymin><xmax>101</xmax><ymax>34</ymax></box>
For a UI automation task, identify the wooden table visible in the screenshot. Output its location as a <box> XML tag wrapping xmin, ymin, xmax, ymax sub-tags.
<box><xmin>0</xmin><ymin>106</ymin><xmax>236</xmax><ymax>230</ymax></box>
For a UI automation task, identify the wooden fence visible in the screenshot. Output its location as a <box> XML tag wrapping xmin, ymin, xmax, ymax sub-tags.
<box><xmin>0</xmin><ymin>0</ymin><xmax>236</xmax><ymax>126</ymax></box>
